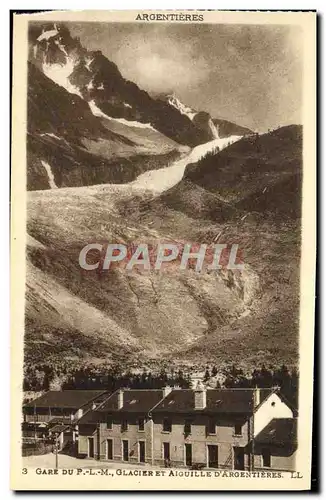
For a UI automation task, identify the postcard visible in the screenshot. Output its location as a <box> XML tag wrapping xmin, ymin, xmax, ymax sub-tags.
<box><xmin>11</xmin><ymin>9</ymin><xmax>316</xmax><ymax>490</ymax></box>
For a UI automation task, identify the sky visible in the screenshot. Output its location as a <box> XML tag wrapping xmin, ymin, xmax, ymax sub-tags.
<box><xmin>69</xmin><ymin>23</ymin><xmax>303</xmax><ymax>132</ymax></box>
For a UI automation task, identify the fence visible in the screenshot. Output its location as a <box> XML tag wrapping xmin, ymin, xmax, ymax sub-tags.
<box><xmin>22</xmin><ymin>439</ymin><xmax>54</xmax><ymax>457</ymax></box>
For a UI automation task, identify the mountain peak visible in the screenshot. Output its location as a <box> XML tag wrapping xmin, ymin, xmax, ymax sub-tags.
<box><xmin>28</xmin><ymin>23</ymin><xmax>250</xmax><ymax>148</ymax></box>
<box><xmin>156</xmin><ymin>92</ymin><xmax>197</xmax><ymax>121</ymax></box>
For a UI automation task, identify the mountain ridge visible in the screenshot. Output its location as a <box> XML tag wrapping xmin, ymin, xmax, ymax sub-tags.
<box><xmin>29</xmin><ymin>22</ymin><xmax>252</xmax><ymax>148</ymax></box>
<box><xmin>24</xmin><ymin>24</ymin><xmax>301</xmax><ymax>373</ymax></box>
<box><xmin>27</xmin><ymin>61</ymin><xmax>184</xmax><ymax>190</ymax></box>
<box><xmin>29</xmin><ymin>23</ymin><xmax>212</xmax><ymax>147</ymax></box>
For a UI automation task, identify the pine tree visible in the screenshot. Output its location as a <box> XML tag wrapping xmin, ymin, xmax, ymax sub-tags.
<box><xmin>204</xmin><ymin>368</ymin><xmax>210</xmax><ymax>382</ymax></box>
<box><xmin>211</xmin><ymin>365</ymin><xmax>218</xmax><ymax>377</ymax></box>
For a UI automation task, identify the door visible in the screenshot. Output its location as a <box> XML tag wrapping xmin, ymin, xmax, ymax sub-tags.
<box><xmin>185</xmin><ymin>443</ymin><xmax>192</xmax><ymax>466</ymax></box>
<box><xmin>122</xmin><ymin>440</ymin><xmax>129</xmax><ymax>461</ymax></box>
<box><xmin>107</xmin><ymin>439</ymin><xmax>113</xmax><ymax>460</ymax></box>
<box><xmin>88</xmin><ymin>437</ymin><xmax>94</xmax><ymax>458</ymax></box>
<box><xmin>207</xmin><ymin>445</ymin><xmax>218</xmax><ymax>468</ymax></box>
<box><xmin>163</xmin><ymin>442</ymin><xmax>170</xmax><ymax>461</ymax></box>
<box><xmin>139</xmin><ymin>441</ymin><xmax>146</xmax><ymax>463</ymax></box>
<box><xmin>234</xmin><ymin>447</ymin><xmax>245</xmax><ymax>470</ymax></box>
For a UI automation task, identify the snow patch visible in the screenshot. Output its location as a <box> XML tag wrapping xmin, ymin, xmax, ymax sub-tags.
<box><xmin>110</xmin><ymin>116</ymin><xmax>157</xmax><ymax>131</ymax></box>
<box><xmin>88</xmin><ymin>100</ymin><xmax>112</xmax><ymax>120</ymax></box>
<box><xmin>41</xmin><ymin>160</ymin><xmax>58</xmax><ymax>189</ymax></box>
<box><xmin>208</xmin><ymin>118</ymin><xmax>220</xmax><ymax>139</ymax></box>
<box><xmin>85</xmin><ymin>57</ymin><xmax>94</xmax><ymax>70</ymax></box>
<box><xmin>124</xmin><ymin>103</ymin><xmax>132</xmax><ymax>109</ymax></box>
<box><xmin>40</xmin><ymin>132</ymin><xmax>62</xmax><ymax>141</ymax></box>
<box><xmin>54</xmin><ymin>39</ymin><xmax>68</xmax><ymax>56</ymax></box>
<box><xmin>167</xmin><ymin>94</ymin><xmax>197</xmax><ymax>121</ymax></box>
<box><xmin>89</xmin><ymin>100</ymin><xmax>157</xmax><ymax>131</ymax></box>
<box><xmin>87</xmin><ymin>79</ymin><xmax>94</xmax><ymax>90</ymax></box>
<box><xmin>43</xmin><ymin>58</ymin><xmax>82</xmax><ymax>97</ymax></box>
<box><xmin>37</xmin><ymin>28</ymin><xmax>58</xmax><ymax>42</ymax></box>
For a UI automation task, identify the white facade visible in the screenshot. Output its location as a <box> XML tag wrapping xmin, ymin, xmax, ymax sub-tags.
<box><xmin>254</xmin><ymin>392</ymin><xmax>293</xmax><ymax>437</ymax></box>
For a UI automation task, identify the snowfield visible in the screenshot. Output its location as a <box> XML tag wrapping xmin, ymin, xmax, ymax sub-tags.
<box><xmin>89</xmin><ymin>100</ymin><xmax>157</xmax><ymax>131</ymax></box>
<box><xmin>43</xmin><ymin>59</ymin><xmax>82</xmax><ymax>98</ymax></box>
<box><xmin>130</xmin><ymin>135</ymin><xmax>242</xmax><ymax>193</ymax></box>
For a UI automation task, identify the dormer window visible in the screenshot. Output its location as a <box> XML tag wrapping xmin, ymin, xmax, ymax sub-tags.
<box><xmin>184</xmin><ymin>420</ymin><xmax>191</xmax><ymax>435</ymax></box>
<box><xmin>207</xmin><ymin>418</ymin><xmax>216</xmax><ymax>435</ymax></box>
<box><xmin>234</xmin><ymin>424</ymin><xmax>242</xmax><ymax>436</ymax></box>
<box><xmin>106</xmin><ymin>416</ymin><xmax>113</xmax><ymax>430</ymax></box>
<box><xmin>138</xmin><ymin>418</ymin><xmax>145</xmax><ymax>431</ymax></box>
<box><xmin>163</xmin><ymin>418</ymin><xmax>172</xmax><ymax>432</ymax></box>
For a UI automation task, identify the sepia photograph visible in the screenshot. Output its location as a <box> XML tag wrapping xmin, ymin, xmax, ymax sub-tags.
<box><xmin>10</xmin><ymin>10</ymin><xmax>316</xmax><ymax>491</ymax></box>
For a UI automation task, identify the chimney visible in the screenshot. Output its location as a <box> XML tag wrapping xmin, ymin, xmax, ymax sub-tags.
<box><xmin>194</xmin><ymin>381</ymin><xmax>207</xmax><ymax>410</ymax></box>
<box><xmin>253</xmin><ymin>386</ymin><xmax>260</xmax><ymax>407</ymax></box>
<box><xmin>162</xmin><ymin>386</ymin><xmax>172</xmax><ymax>398</ymax></box>
<box><xmin>190</xmin><ymin>374</ymin><xmax>202</xmax><ymax>390</ymax></box>
<box><xmin>118</xmin><ymin>389</ymin><xmax>124</xmax><ymax>410</ymax></box>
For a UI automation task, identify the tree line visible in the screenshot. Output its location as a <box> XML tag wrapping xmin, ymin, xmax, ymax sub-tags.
<box><xmin>23</xmin><ymin>363</ymin><xmax>298</xmax><ymax>408</ymax></box>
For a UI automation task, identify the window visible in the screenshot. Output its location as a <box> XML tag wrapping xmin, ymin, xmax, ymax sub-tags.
<box><xmin>207</xmin><ymin>418</ymin><xmax>216</xmax><ymax>435</ymax></box>
<box><xmin>106</xmin><ymin>416</ymin><xmax>113</xmax><ymax>430</ymax></box>
<box><xmin>234</xmin><ymin>424</ymin><xmax>242</xmax><ymax>436</ymax></box>
<box><xmin>138</xmin><ymin>418</ymin><xmax>145</xmax><ymax>431</ymax></box>
<box><xmin>121</xmin><ymin>419</ymin><xmax>128</xmax><ymax>432</ymax></box>
<box><xmin>262</xmin><ymin>448</ymin><xmax>271</xmax><ymax>468</ymax></box>
<box><xmin>163</xmin><ymin>418</ymin><xmax>172</xmax><ymax>432</ymax></box>
<box><xmin>184</xmin><ymin>420</ymin><xmax>191</xmax><ymax>435</ymax></box>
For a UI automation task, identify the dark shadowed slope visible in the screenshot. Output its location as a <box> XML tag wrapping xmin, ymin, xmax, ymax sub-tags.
<box><xmin>184</xmin><ymin>125</ymin><xmax>302</xmax><ymax>209</ymax></box>
<box><xmin>144</xmin><ymin>126</ymin><xmax>302</xmax><ymax>223</ymax></box>
<box><xmin>213</xmin><ymin>118</ymin><xmax>253</xmax><ymax>138</ymax></box>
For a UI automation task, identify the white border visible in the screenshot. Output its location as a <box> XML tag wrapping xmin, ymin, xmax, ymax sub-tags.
<box><xmin>3</xmin><ymin>2</ymin><xmax>320</xmax><ymax>498</ymax></box>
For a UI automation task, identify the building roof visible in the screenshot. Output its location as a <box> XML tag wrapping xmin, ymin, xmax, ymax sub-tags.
<box><xmin>78</xmin><ymin>389</ymin><xmax>166</xmax><ymax>424</ymax></box>
<box><xmin>23</xmin><ymin>390</ymin><xmax>108</xmax><ymax>410</ymax></box>
<box><xmin>76</xmin><ymin>409</ymin><xmax>103</xmax><ymax>425</ymax></box>
<box><xmin>99</xmin><ymin>389</ymin><xmax>166</xmax><ymax>414</ymax></box>
<box><xmin>152</xmin><ymin>388</ymin><xmax>272</xmax><ymax>415</ymax></box>
<box><xmin>255</xmin><ymin>418</ymin><xmax>297</xmax><ymax>447</ymax></box>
